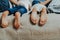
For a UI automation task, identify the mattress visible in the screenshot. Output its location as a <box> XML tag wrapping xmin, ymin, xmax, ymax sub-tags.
<box><xmin>0</xmin><ymin>13</ymin><xmax>60</xmax><ymax>40</ymax></box>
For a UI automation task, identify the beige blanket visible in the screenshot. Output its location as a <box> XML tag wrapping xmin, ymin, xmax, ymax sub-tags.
<box><xmin>0</xmin><ymin>13</ymin><xmax>60</xmax><ymax>40</ymax></box>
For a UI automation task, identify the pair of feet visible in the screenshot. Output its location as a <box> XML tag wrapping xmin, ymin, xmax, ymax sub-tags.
<box><xmin>1</xmin><ymin>12</ymin><xmax>47</xmax><ymax>29</ymax></box>
<box><xmin>30</xmin><ymin>12</ymin><xmax>47</xmax><ymax>26</ymax></box>
<box><xmin>1</xmin><ymin>17</ymin><xmax>20</xmax><ymax>30</ymax></box>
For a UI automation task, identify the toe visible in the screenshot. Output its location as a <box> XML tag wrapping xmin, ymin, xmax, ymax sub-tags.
<box><xmin>31</xmin><ymin>19</ymin><xmax>38</xmax><ymax>24</ymax></box>
<box><xmin>1</xmin><ymin>24</ymin><xmax>8</xmax><ymax>28</ymax></box>
<box><xmin>39</xmin><ymin>19</ymin><xmax>46</xmax><ymax>26</ymax></box>
<box><xmin>13</xmin><ymin>23</ymin><xmax>20</xmax><ymax>30</ymax></box>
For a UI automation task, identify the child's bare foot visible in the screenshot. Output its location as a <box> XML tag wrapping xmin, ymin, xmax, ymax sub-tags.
<box><xmin>39</xmin><ymin>13</ymin><xmax>47</xmax><ymax>26</ymax></box>
<box><xmin>30</xmin><ymin>12</ymin><xmax>38</xmax><ymax>24</ymax></box>
<box><xmin>13</xmin><ymin>18</ymin><xmax>20</xmax><ymax>30</ymax></box>
<box><xmin>1</xmin><ymin>17</ymin><xmax>8</xmax><ymax>28</ymax></box>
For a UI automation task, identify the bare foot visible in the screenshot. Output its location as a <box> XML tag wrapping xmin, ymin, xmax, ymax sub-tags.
<box><xmin>13</xmin><ymin>18</ymin><xmax>20</xmax><ymax>30</ymax></box>
<box><xmin>1</xmin><ymin>17</ymin><xmax>8</xmax><ymax>28</ymax></box>
<box><xmin>30</xmin><ymin>12</ymin><xmax>38</xmax><ymax>24</ymax></box>
<box><xmin>39</xmin><ymin>13</ymin><xmax>47</xmax><ymax>26</ymax></box>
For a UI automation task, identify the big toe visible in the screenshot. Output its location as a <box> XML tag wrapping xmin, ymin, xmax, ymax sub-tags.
<box><xmin>39</xmin><ymin>20</ymin><xmax>46</xmax><ymax>26</ymax></box>
<box><xmin>1</xmin><ymin>24</ymin><xmax>8</xmax><ymax>28</ymax></box>
<box><xmin>32</xmin><ymin>19</ymin><xmax>38</xmax><ymax>24</ymax></box>
<box><xmin>13</xmin><ymin>23</ymin><xmax>20</xmax><ymax>30</ymax></box>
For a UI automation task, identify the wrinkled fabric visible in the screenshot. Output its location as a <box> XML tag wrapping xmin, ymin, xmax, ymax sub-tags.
<box><xmin>33</xmin><ymin>0</ymin><xmax>45</xmax><ymax>2</ymax></box>
<box><xmin>48</xmin><ymin>0</ymin><xmax>60</xmax><ymax>13</ymax></box>
<box><xmin>0</xmin><ymin>13</ymin><xmax>60</xmax><ymax>40</ymax></box>
<box><xmin>31</xmin><ymin>4</ymin><xmax>46</xmax><ymax>12</ymax></box>
<box><xmin>8</xmin><ymin>6</ymin><xmax>27</xmax><ymax>16</ymax></box>
<box><xmin>32</xmin><ymin>0</ymin><xmax>45</xmax><ymax>5</ymax></box>
<box><xmin>0</xmin><ymin>0</ymin><xmax>10</xmax><ymax>12</ymax></box>
<box><xmin>16</xmin><ymin>0</ymin><xmax>31</xmax><ymax>11</ymax></box>
<box><xmin>31</xmin><ymin>0</ymin><xmax>46</xmax><ymax>12</ymax></box>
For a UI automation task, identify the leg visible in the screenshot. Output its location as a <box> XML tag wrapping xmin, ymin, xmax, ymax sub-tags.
<box><xmin>1</xmin><ymin>10</ymin><xmax>9</xmax><ymax>28</ymax></box>
<box><xmin>13</xmin><ymin>12</ymin><xmax>21</xmax><ymax>30</ymax></box>
<box><xmin>39</xmin><ymin>7</ymin><xmax>47</xmax><ymax>26</ymax></box>
<box><xmin>30</xmin><ymin>8</ymin><xmax>38</xmax><ymax>24</ymax></box>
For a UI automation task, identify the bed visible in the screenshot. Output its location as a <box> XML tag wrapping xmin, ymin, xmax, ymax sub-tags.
<box><xmin>0</xmin><ymin>0</ymin><xmax>60</xmax><ymax>40</ymax></box>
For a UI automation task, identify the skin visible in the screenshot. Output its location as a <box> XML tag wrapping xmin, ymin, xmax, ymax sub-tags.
<box><xmin>13</xmin><ymin>12</ymin><xmax>20</xmax><ymax>30</ymax></box>
<box><xmin>10</xmin><ymin>0</ymin><xmax>19</xmax><ymax>5</ymax></box>
<box><xmin>30</xmin><ymin>8</ymin><xmax>38</xmax><ymax>24</ymax></box>
<box><xmin>1</xmin><ymin>11</ymin><xmax>20</xmax><ymax>29</ymax></box>
<box><xmin>1</xmin><ymin>0</ymin><xmax>20</xmax><ymax>29</ymax></box>
<box><xmin>39</xmin><ymin>7</ymin><xmax>47</xmax><ymax>26</ymax></box>
<box><xmin>30</xmin><ymin>0</ymin><xmax>50</xmax><ymax>26</ymax></box>
<box><xmin>10</xmin><ymin>0</ymin><xmax>31</xmax><ymax>29</ymax></box>
<box><xmin>1</xmin><ymin>11</ymin><xmax>9</xmax><ymax>28</ymax></box>
<box><xmin>1</xmin><ymin>0</ymin><xmax>31</xmax><ymax>29</ymax></box>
